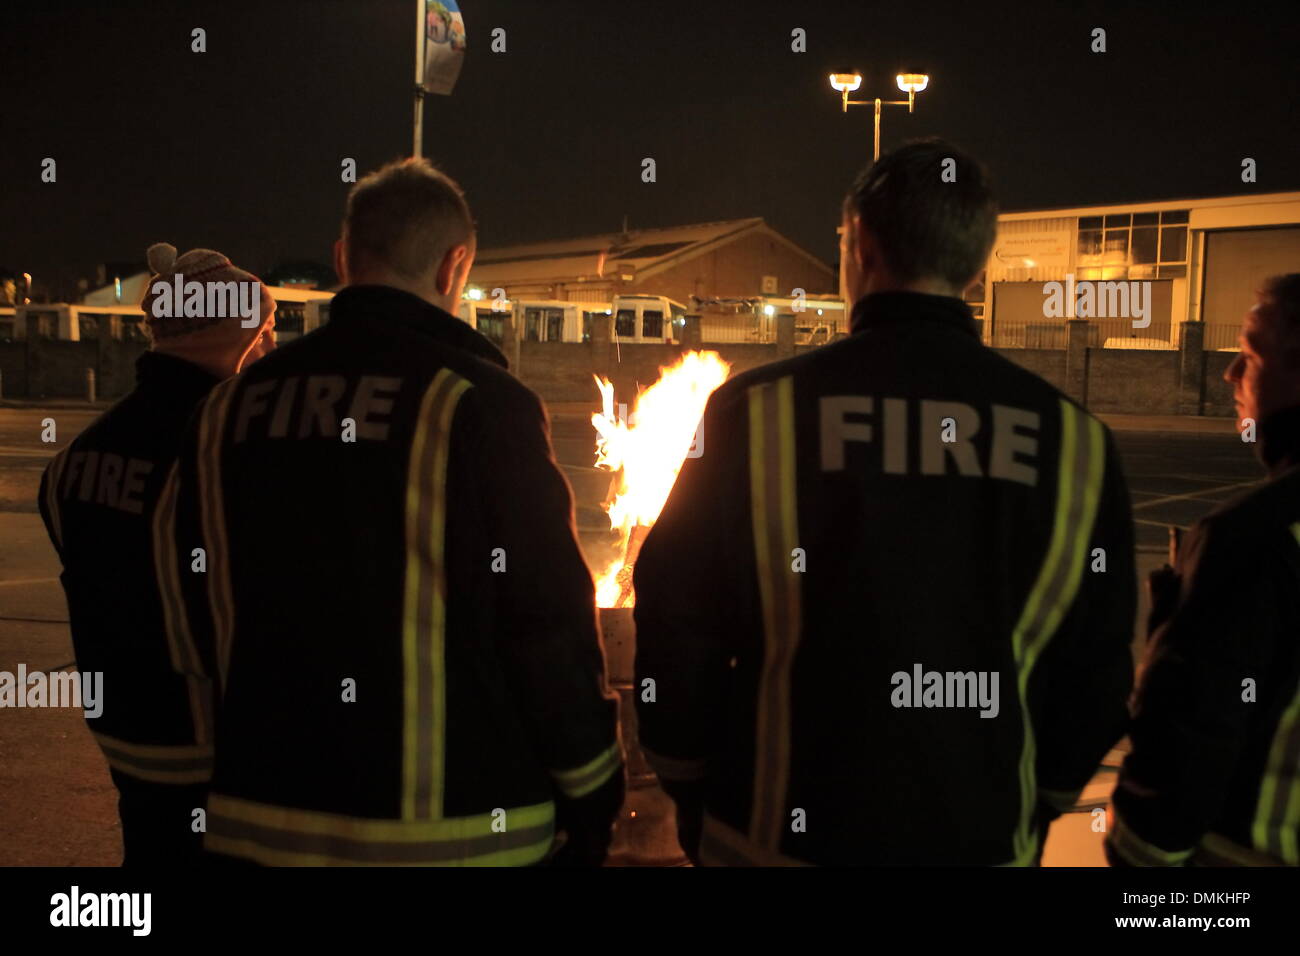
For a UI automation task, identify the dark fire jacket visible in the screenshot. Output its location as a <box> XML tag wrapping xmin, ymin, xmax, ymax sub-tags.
<box><xmin>39</xmin><ymin>352</ymin><xmax>221</xmax><ymax>859</ymax></box>
<box><xmin>634</xmin><ymin>291</ymin><xmax>1136</xmax><ymax>865</ymax></box>
<box><xmin>158</xmin><ymin>285</ymin><xmax>622</xmax><ymax>866</ymax></box>
<box><xmin>1108</xmin><ymin>405</ymin><xmax>1300</xmax><ymax>867</ymax></box>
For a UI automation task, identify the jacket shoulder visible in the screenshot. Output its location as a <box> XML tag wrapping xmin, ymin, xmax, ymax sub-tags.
<box><xmin>1199</xmin><ymin>468</ymin><xmax>1300</xmax><ymax>548</ymax></box>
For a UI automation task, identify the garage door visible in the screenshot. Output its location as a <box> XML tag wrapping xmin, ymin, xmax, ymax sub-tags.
<box><xmin>1202</xmin><ymin>227</ymin><xmax>1300</xmax><ymax>327</ymax></box>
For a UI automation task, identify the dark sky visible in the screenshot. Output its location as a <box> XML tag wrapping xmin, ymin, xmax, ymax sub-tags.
<box><xmin>4</xmin><ymin>0</ymin><xmax>1298</xmax><ymax>297</ymax></box>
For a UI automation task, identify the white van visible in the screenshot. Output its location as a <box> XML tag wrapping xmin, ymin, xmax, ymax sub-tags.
<box><xmin>458</xmin><ymin>295</ymin><xmax>686</xmax><ymax>345</ymax></box>
<box><xmin>611</xmin><ymin>294</ymin><xmax>687</xmax><ymax>344</ymax></box>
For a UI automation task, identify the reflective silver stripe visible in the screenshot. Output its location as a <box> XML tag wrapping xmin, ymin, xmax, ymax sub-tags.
<box><xmin>92</xmin><ymin>731</ymin><xmax>213</xmax><ymax>785</ymax></box>
<box><xmin>1195</xmin><ymin>831</ymin><xmax>1285</xmax><ymax>867</ymax></box>
<box><xmin>1251</xmin><ymin>665</ymin><xmax>1300</xmax><ymax>863</ymax></box>
<box><xmin>151</xmin><ymin>461</ymin><xmax>212</xmax><ymax>744</ymax></box>
<box><xmin>401</xmin><ymin>369</ymin><xmax>473</xmax><ymax>821</ymax></box>
<box><xmin>1010</xmin><ymin>400</ymin><xmax>1105</xmax><ymax>863</ymax></box>
<box><xmin>746</xmin><ymin>376</ymin><xmax>801</xmax><ymax>851</ymax></box>
<box><xmin>43</xmin><ymin>447</ymin><xmax>71</xmax><ymax>551</ymax></box>
<box><xmin>206</xmin><ymin>794</ymin><xmax>554</xmax><ymax>866</ymax></box>
<box><xmin>1106</xmin><ymin>810</ymin><xmax>1194</xmax><ymax>867</ymax></box>
<box><xmin>550</xmin><ymin>742</ymin><xmax>623</xmax><ymax>798</ymax></box>
<box><xmin>196</xmin><ymin>379</ymin><xmax>240</xmax><ymax>692</ymax></box>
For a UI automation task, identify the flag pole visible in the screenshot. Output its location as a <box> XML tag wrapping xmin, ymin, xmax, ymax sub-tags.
<box><xmin>413</xmin><ymin>0</ymin><xmax>426</xmax><ymax>158</ymax></box>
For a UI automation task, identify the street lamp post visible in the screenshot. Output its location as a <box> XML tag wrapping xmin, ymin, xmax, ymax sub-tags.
<box><xmin>830</xmin><ymin>72</ymin><xmax>930</xmax><ymax>161</ymax></box>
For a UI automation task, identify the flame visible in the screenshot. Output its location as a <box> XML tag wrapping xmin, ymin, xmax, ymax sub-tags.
<box><xmin>592</xmin><ymin>350</ymin><xmax>731</xmax><ymax>607</ymax></box>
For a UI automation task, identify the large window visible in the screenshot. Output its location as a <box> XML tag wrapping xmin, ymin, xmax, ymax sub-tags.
<box><xmin>615</xmin><ymin>309</ymin><xmax>637</xmax><ymax>337</ymax></box>
<box><xmin>1077</xmin><ymin>209</ymin><xmax>1188</xmax><ymax>280</ymax></box>
<box><xmin>642</xmin><ymin>310</ymin><xmax>663</xmax><ymax>339</ymax></box>
<box><xmin>546</xmin><ymin>310</ymin><xmax>564</xmax><ymax>342</ymax></box>
<box><xmin>524</xmin><ymin>308</ymin><xmax>544</xmax><ymax>342</ymax></box>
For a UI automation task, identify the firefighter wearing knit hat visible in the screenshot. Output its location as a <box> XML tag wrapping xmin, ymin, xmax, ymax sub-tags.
<box><xmin>35</xmin><ymin>241</ymin><xmax>277</xmax><ymax>865</ymax></box>
<box><xmin>140</xmin><ymin>242</ymin><xmax>276</xmax><ymax>376</ymax></box>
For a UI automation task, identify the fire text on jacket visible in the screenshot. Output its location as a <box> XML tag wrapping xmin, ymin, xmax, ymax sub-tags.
<box><xmin>820</xmin><ymin>396</ymin><xmax>1040</xmax><ymax>486</ymax></box>
<box><xmin>232</xmin><ymin>375</ymin><xmax>403</xmax><ymax>443</ymax></box>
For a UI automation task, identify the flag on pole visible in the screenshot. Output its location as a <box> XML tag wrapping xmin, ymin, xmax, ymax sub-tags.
<box><xmin>421</xmin><ymin>1</ymin><xmax>466</xmax><ymax>95</ymax></box>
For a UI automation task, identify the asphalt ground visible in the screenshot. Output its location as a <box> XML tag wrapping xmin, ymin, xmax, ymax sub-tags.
<box><xmin>0</xmin><ymin>402</ymin><xmax>1261</xmax><ymax>866</ymax></box>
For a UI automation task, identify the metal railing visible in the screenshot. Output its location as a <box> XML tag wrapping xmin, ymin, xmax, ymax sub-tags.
<box><xmin>700</xmin><ymin>314</ymin><xmax>767</xmax><ymax>344</ymax></box>
<box><xmin>1089</xmin><ymin>319</ymin><xmax>1176</xmax><ymax>350</ymax></box>
<box><xmin>986</xmin><ymin>321</ymin><xmax>1067</xmax><ymax>350</ymax></box>
<box><xmin>1202</xmin><ymin>324</ymin><xmax>1241</xmax><ymax>351</ymax></box>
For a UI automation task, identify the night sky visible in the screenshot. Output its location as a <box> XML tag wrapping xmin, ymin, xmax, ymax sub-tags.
<box><xmin>4</xmin><ymin>0</ymin><xmax>1298</xmax><ymax>298</ymax></box>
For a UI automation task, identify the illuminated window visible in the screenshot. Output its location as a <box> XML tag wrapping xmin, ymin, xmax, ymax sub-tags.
<box><xmin>1077</xmin><ymin>209</ymin><xmax>1188</xmax><ymax>279</ymax></box>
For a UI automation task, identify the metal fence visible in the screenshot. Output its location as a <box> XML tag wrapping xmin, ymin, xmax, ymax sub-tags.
<box><xmin>985</xmin><ymin>321</ymin><xmax>1068</xmax><ymax>350</ymax></box>
<box><xmin>985</xmin><ymin>319</ymin><xmax>1189</xmax><ymax>350</ymax></box>
<box><xmin>1088</xmin><ymin>318</ymin><xmax>1176</xmax><ymax>350</ymax></box>
<box><xmin>700</xmin><ymin>314</ymin><xmax>766</xmax><ymax>344</ymax></box>
<box><xmin>1203</xmin><ymin>324</ymin><xmax>1241</xmax><ymax>351</ymax></box>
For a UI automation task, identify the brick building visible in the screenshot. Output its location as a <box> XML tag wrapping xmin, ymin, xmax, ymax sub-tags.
<box><xmin>467</xmin><ymin>218</ymin><xmax>836</xmax><ymax>306</ymax></box>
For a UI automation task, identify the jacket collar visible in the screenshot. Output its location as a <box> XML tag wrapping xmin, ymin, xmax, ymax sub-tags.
<box><xmin>136</xmin><ymin>350</ymin><xmax>221</xmax><ymax>400</ymax></box>
<box><xmin>326</xmin><ymin>285</ymin><xmax>508</xmax><ymax>369</ymax></box>
<box><xmin>850</xmin><ymin>291</ymin><xmax>980</xmax><ymax>340</ymax></box>
<box><xmin>1258</xmin><ymin>404</ymin><xmax>1300</xmax><ymax>477</ymax></box>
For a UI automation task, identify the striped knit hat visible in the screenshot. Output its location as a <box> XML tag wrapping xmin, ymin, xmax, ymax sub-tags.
<box><xmin>140</xmin><ymin>243</ymin><xmax>275</xmax><ymax>340</ymax></box>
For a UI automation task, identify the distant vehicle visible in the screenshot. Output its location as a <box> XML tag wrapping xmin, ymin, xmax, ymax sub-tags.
<box><xmin>457</xmin><ymin>294</ymin><xmax>686</xmax><ymax>345</ymax></box>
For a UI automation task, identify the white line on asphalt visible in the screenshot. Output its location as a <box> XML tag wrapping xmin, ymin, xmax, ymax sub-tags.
<box><xmin>1134</xmin><ymin>518</ymin><xmax>1190</xmax><ymax>530</ymax></box>
<box><xmin>0</xmin><ymin>577</ymin><xmax>60</xmax><ymax>587</ymax></box>
<box><xmin>1132</xmin><ymin>480</ymin><xmax>1258</xmax><ymax>511</ymax></box>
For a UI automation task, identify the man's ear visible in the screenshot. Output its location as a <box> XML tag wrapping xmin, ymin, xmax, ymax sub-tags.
<box><xmin>854</xmin><ymin>218</ymin><xmax>877</xmax><ymax>276</ymax></box>
<box><xmin>333</xmin><ymin>239</ymin><xmax>349</xmax><ymax>285</ymax></box>
<box><xmin>435</xmin><ymin>243</ymin><xmax>471</xmax><ymax>297</ymax></box>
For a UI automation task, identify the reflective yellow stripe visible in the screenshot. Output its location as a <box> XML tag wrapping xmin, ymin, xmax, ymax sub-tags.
<box><xmin>1252</xmin><ymin>660</ymin><xmax>1300</xmax><ymax>863</ymax></box>
<box><xmin>206</xmin><ymin>793</ymin><xmax>553</xmax><ymax>866</ymax></box>
<box><xmin>999</xmin><ymin>830</ymin><xmax>1043</xmax><ymax>867</ymax></box>
<box><xmin>1010</xmin><ymin>401</ymin><xmax>1105</xmax><ymax>863</ymax></box>
<box><xmin>196</xmin><ymin>379</ymin><xmax>240</xmax><ymax>691</ymax></box>
<box><xmin>1107</xmin><ymin>810</ymin><xmax>1194</xmax><ymax>866</ymax></box>
<box><xmin>699</xmin><ymin>814</ymin><xmax>808</xmax><ymax>867</ymax></box>
<box><xmin>92</xmin><ymin>731</ymin><xmax>213</xmax><ymax>784</ymax></box>
<box><xmin>551</xmin><ymin>742</ymin><xmax>623</xmax><ymax>798</ymax></box>
<box><xmin>746</xmin><ymin>377</ymin><xmax>801</xmax><ymax>851</ymax></box>
<box><xmin>151</xmin><ymin>461</ymin><xmax>211</xmax><ymax>744</ymax></box>
<box><xmin>401</xmin><ymin>369</ymin><xmax>472</xmax><ymax>821</ymax></box>
<box><xmin>1196</xmin><ymin>831</ymin><xmax>1286</xmax><ymax>867</ymax></box>
<box><xmin>43</xmin><ymin>447</ymin><xmax>70</xmax><ymax>551</ymax></box>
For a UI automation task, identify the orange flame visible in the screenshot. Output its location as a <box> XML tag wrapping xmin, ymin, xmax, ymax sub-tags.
<box><xmin>592</xmin><ymin>350</ymin><xmax>731</xmax><ymax>607</ymax></box>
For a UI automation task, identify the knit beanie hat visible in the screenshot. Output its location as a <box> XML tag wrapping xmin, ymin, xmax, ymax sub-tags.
<box><xmin>140</xmin><ymin>242</ymin><xmax>275</xmax><ymax>340</ymax></box>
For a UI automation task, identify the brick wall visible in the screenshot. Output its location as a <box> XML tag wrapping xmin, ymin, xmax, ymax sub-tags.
<box><xmin>1084</xmin><ymin>349</ymin><xmax>1182</xmax><ymax>414</ymax></box>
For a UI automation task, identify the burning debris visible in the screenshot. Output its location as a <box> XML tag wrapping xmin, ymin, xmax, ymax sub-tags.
<box><xmin>592</xmin><ymin>350</ymin><xmax>731</xmax><ymax>608</ymax></box>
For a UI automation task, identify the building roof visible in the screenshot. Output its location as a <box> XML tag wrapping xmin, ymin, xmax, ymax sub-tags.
<box><xmin>998</xmin><ymin>190</ymin><xmax>1300</xmax><ymax>222</ymax></box>
<box><xmin>470</xmin><ymin>217</ymin><xmax>831</xmax><ymax>286</ymax></box>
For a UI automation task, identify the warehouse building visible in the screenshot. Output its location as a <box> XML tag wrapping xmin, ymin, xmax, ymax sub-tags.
<box><xmin>466</xmin><ymin>217</ymin><xmax>836</xmax><ymax>307</ymax></box>
<box><xmin>972</xmin><ymin>190</ymin><xmax>1300</xmax><ymax>351</ymax></box>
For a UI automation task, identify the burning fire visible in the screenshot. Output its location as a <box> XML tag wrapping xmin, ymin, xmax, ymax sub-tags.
<box><xmin>592</xmin><ymin>351</ymin><xmax>731</xmax><ymax>608</ymax></box>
